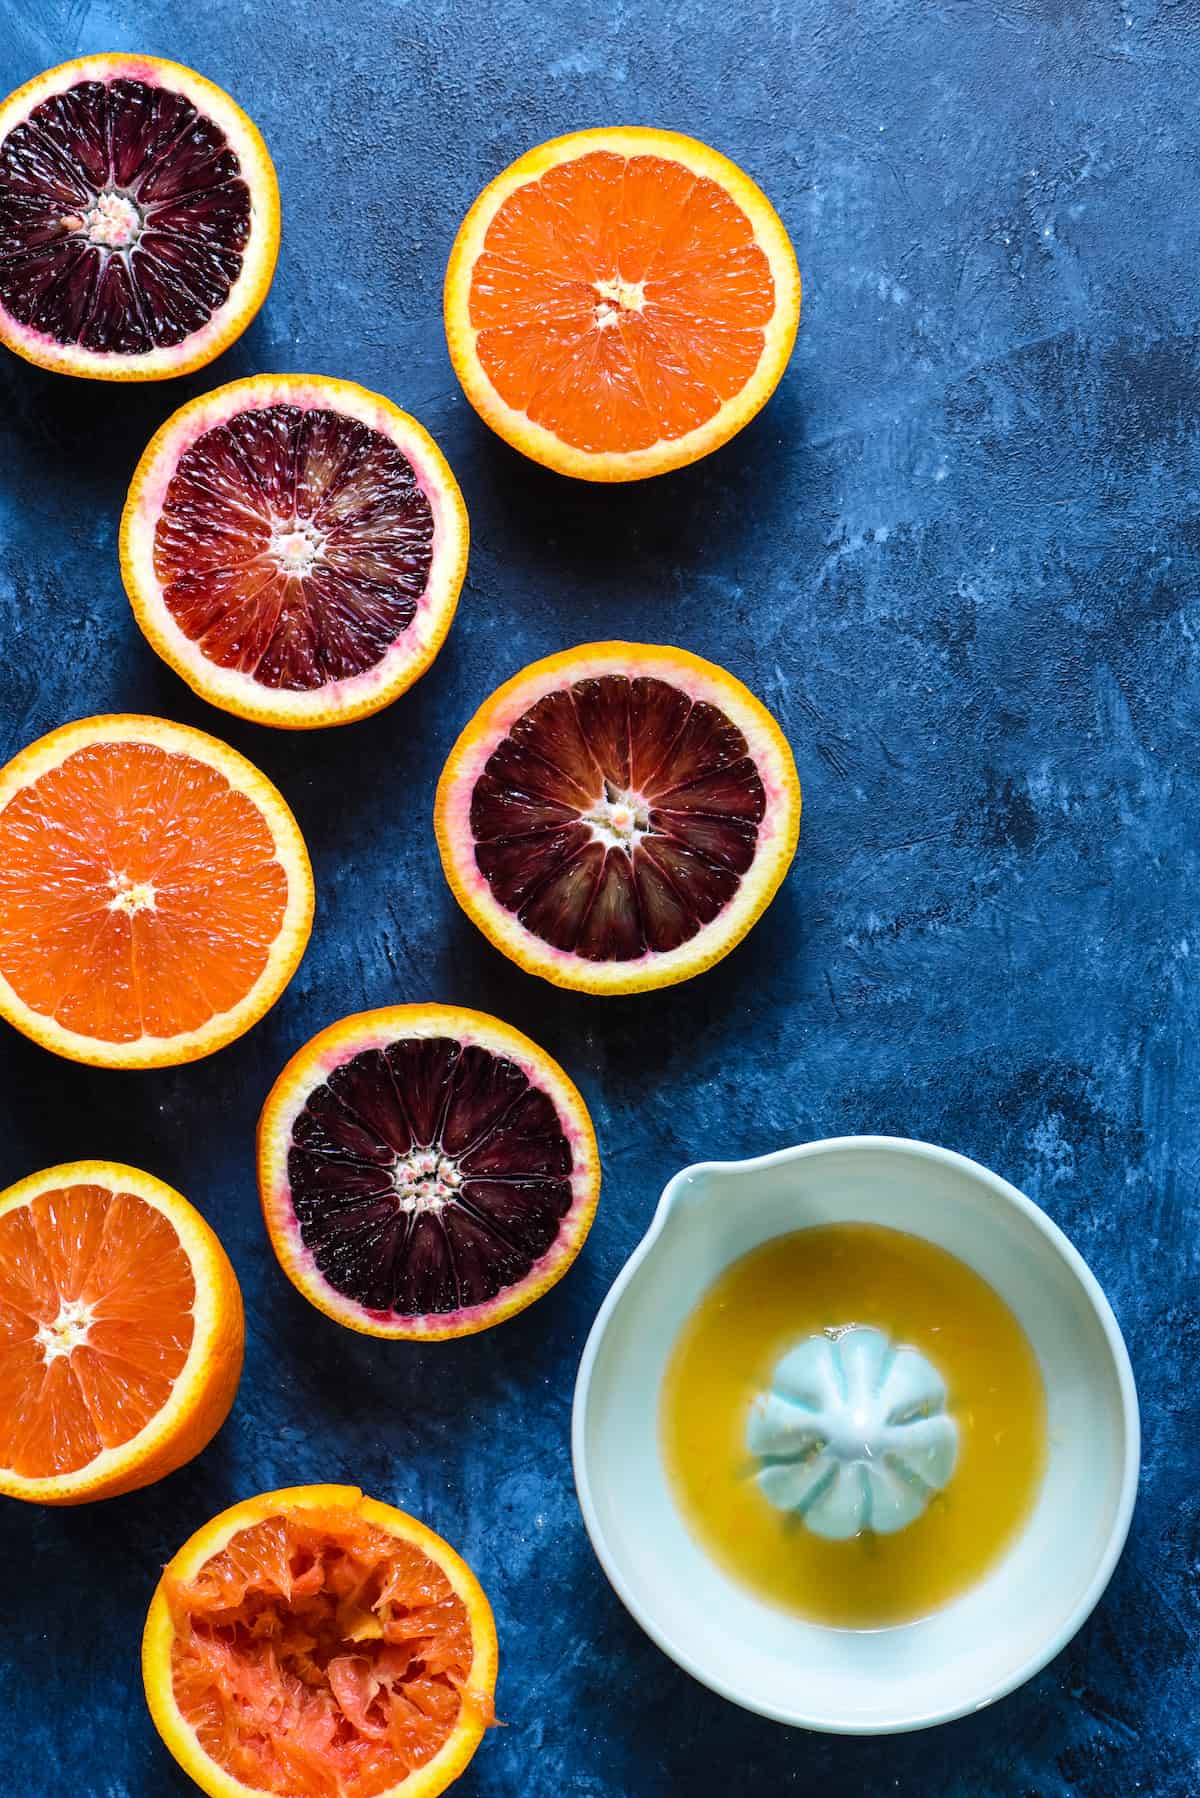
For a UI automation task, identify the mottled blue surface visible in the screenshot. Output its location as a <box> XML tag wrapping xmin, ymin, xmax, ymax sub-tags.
<box><xmin>1</xmin><ymin>1</ymin><xmax>1197</xmax><ymax>1792</ymax></box>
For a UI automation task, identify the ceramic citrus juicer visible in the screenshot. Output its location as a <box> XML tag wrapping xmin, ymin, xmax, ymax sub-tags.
<box><xmin>572</xmin><ymin>1136</ymin><xmax>1139</xmax><ymax>1734</ymax></box>
<box><xmin>748</xmin><ymin>1325</ymin><xmax>958</xmax><ymax>1539</ymax></box>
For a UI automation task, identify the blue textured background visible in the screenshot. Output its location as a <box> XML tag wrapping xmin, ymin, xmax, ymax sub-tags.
<box><xmin>1</xmin><ymin>1</ymin><xmax>1197</xmax><ymax>1793</ymax></box>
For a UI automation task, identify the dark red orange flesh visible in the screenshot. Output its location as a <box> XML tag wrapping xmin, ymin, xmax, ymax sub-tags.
<box><xmin>469</xmin><ymin>674</ymin><xmax>765</xmax><ymax>960</ymax></box>
<box><xmin>288</xmin><ymin>1036</ymin><xmax>573</xmax><ymax>1318</ymax></box>
<box><xmin>0</xmin><ymin>77</ymin><xmax>249</xmax><ymax>351</ymax></box>
<box><xmin>153</xmin><ymin>405</ymin><xmax>435</xmax><ymax>691</ymax></box>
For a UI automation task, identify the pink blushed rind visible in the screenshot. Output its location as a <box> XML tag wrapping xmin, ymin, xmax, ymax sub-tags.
<box><xmin>258</xmin><ymin>1004</ymin><xmax>600</xmax><ymax>1340</ymax></box>
<box><xmin>120</xmin><ymin>375</ymin><xmax>468</xmax><ymax>728</ymax></box>
<box><xmin>0</xmin><ymin>55</ymin><xmax>280</xmax><ymax>383</ymax></box>
<box><xmin>435</xmin><ymin>643</ymin><xmax>801</xmax><ymax>994</ymax></box>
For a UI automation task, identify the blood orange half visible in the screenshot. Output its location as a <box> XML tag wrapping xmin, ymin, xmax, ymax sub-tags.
<box><xmin>435</xmin><ymin>643</ymin><xmax>801</xmax><ymax>994</ymax></box>
<box><xmin>258</xmin><ymin>1005</ymin><xmax>600</xmax><ymax>1339</ymax></box>
<box><xmin>121</xmin><ymin>375</ymin><xmax>469</xmax><ymax>728</ymax></box>
<box><xmin>0</xmin><ymin>55</ymin><xmax>278</xmax><ymax>380</ymax></box>
<box><xmin>444</xmin><ymin>127</ymin><xmax>800</xmax><ymax>480</ymax></box>
<box><xmin>0</xmin><ymin>714</ymin><xmax>312</xmax><ymax>1066</ymax></box>
<box><xmin>0</xmin><ymin>1161</ymin><xmax>243</xmax><ymax>1505</ymax></box>
<box><xmin>143</xmin><ymin>1484</ymin><xmax>497</xmax><ymax>1798</ymax></box>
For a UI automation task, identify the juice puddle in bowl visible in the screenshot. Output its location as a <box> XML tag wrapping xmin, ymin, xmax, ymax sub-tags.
<box><xmin>660</xmin><ymin>1223</ymin><xmax>1047</xmax><ymax>1628</ymax></box>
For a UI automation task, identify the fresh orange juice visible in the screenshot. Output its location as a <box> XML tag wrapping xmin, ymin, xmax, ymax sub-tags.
<box><xmin>660</xmin><ymin>1224</ymin><xmax>1047</xmax><ymax>1628</ymax></box>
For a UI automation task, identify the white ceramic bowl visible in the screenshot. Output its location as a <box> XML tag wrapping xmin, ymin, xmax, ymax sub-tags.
<box><xmin>572</xmin><ymin>1136</ymin><xmax>1139</xmax><ymax>1734</ymax></box>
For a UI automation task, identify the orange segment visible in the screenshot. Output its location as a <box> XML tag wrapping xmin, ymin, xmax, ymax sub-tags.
<box><xmin>0</xmin><ymin>1162</ymin><xmax>244</xmax><ymax>1504</ymax></box>
<box><xmin>445</xmin><ymin>128</ymin><xmax>800</xmax><ymax>481</ymax></box>
<box><xmin>0</xmin><ymin>743</ymin><xmax>286</xmax><ymax>1041</ymax></box>
<box><xmin>470</xmin><ymin>151</ymin><xmax>775</xmax><ymax>453</ymax></box>
<box><xmin>144</xmin><ymin>1486</ymin><xmax>498</xmax><ymax>1798</ymax></box>
<box><xmin>0</xmin><ymin>716</ymin><xmax>312</xmax><ymax>1066</ymax></box>
<box><xmin>0</xmin><ymin>1185</ymin><xmax>193</xmax><ymax>1476</ymax></box>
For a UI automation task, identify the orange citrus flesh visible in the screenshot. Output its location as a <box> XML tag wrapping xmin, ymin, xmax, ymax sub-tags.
<box><xmin>446</xmin><ymin>130</ymin><xmax>800</xmax><ymax>480</ymax></box>
<box><xmin>0</xmin><ymin>1161</ymin><xmax>244</xmax><ymax>1504</ymax></box>
<box><xmin>0</xmin><ymin>1182</ymin><xmax>194</xmax><ymax>1477</ymax></box>
<box><xmin>165</xmin><ymin>1503</ymin><xmax>494</xmax><ymax>1797</ymax></box>
<box><xmin>0</xmin><ymin>717</ymin><xmax>312</xmax><ymax>1066</ymax></box>
<box><xmin>0</xmin><ymin>740</ymin><xmax>285</xmax><ymax>1043</ymax></box>
<box><xmin>469</xmin><ymin>149</ymin><xmax>776</xmax><ymax>454</ymax></box>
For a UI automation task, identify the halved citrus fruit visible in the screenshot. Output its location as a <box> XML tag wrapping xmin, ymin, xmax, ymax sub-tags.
<box><xmin>0</xmin><ymin>714</ymin><xmax>313</xmax><ymax>1067</ymax></box>
<box><xmin>0</xmin><ymin>1160</ymin><xmax>243</xmax><ymax>1504</ymax></box>
<box><xmin>444</xmin><ymin>127</ymin><xmax>801</xmax><ymax>481</ymax></box>
<box><xmin>0</xmin><ymin>54</ymin><xmax>278</xmax><ymax>381</ymax></box>
<box><xmin>435</xmin><ymin>643</ymin><xmax>800</xmax><ymax>994</ymax></box>
<box><xmin>144</xmin><ymin>1484</ymin><xmax>497</xmax><ymax>1798</ymax></box>
<box><xmin>121</xmin><ymin>376</ymin><xmax>469</xmax><ymax>728</ymax></box>
<box><xmin>258</xmin><ymin>1004</ymin><xmax>600</xmax><ymax>1339</ymax></box>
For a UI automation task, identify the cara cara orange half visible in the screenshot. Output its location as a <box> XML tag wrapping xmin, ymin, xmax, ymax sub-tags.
<box><xmin>143</xmin><ymin>1483</ymin><xmax>498</xmax><ymax>1798</ymax></box>
<box><xmin>0</xmin><ymin>714</ymin><xmax>313</xmax><ymax>1066</ymax></box>
<box><xmin>444</xmin><ymin>127</ymin><xmax>800</xmax><ymax>480</ymax></box>
<box><xmin>0</xmin><ymin>1160</ymin><xmax>243</xmax><ymax>1504</ymax></box>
